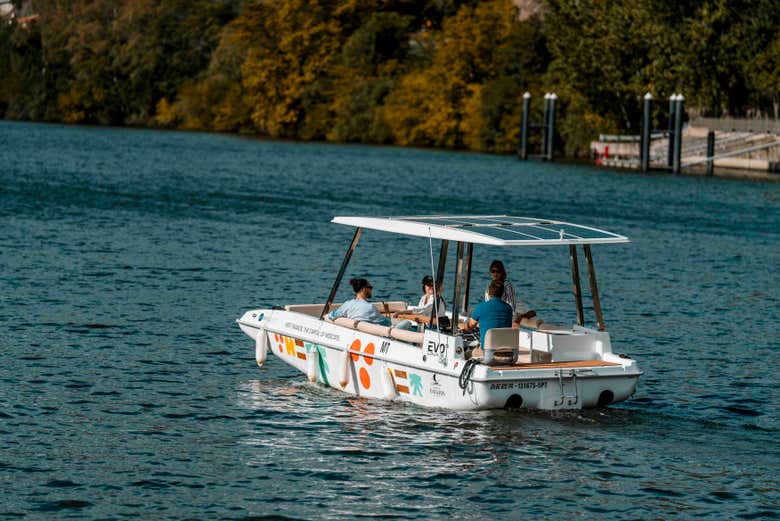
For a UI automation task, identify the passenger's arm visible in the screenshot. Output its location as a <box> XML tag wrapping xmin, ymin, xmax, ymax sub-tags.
<box><xmin>459</xmin><ymin>318</ymin><xmax>478</xmax><ymax>331</ymax></box>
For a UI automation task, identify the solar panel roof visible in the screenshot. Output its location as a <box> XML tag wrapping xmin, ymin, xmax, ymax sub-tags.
<box><xmin>331</xmin><ymin>215</ymin><xmax>630</xmax><ymax>246</ymax></box>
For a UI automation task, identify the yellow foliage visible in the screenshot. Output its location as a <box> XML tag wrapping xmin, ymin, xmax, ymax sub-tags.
<box><xmin>461</xmin><ymin>84</ymin><xmax>485</xmax><ymax>151</ymax></box>
<box><xmin>57</xmin><ymin>90</ymin><xmax>87</xmax><ymax>124</ymax></box>
<box><xmin>154</xmin><ymin>98</ymin><xmax>179</xmax><ymax>128</ymax></box>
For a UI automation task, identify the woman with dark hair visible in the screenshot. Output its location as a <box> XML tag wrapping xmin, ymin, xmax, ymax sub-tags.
<box><xmin>327</xmin><ymin>278</ymin><xmax>390</xmax><ymax>326</ymax></box>
<box><xmin>485</xmin><ymin>260</ymin><xmax>515</xmax><ymax>310</ymax></box>
<box><xmin>485</xmin><ymin>260</ymin><xmax>535</xmax><ymax>321</ymax></box>
<box><xmin>393</xmin><ymin>275</ymin><xmax>446</xmax><ymax>330</ymax></box>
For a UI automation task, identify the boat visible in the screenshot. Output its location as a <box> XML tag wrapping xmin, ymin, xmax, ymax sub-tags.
<box><xmin>236</xmin><ymin>215</ymin><xmax>642</xmax><ymax>411</ymax></box>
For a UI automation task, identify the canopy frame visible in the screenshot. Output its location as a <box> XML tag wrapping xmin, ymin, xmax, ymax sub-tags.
<box><xmin>321</xmin><ymin>217</ymin><xmax>616</xmax><ymax>336</ymax></box>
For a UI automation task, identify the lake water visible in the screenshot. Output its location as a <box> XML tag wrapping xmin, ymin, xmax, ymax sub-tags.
<box><xmin>1</xmin><ymin>120</ymin><xmax>778</xmax><ymax>519</ymax></box>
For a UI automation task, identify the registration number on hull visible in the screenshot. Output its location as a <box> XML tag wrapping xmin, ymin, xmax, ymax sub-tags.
<box><xmin>489</xmin><ymin>381</ymin><xmax>548</xmax><ymax>390</ymax></box>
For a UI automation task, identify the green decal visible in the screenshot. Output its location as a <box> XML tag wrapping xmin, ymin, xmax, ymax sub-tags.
<box><xmin>409</xmin><ymin>373</ymin><xmax>423</xmax><ymax>396</ymax></box>
<box><xmin>305</xmin><ymin>342</ymin><xmax>330</xmax><ymax>386</ymax></box>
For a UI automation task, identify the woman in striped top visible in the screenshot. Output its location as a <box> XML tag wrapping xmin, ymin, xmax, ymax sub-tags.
<box><xmin>484</xmin><ymin>260</ymin><xmax>536</xmax><ymax>321</ymax></box>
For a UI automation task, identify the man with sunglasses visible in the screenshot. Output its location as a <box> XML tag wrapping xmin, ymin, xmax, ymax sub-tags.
<box><xmin>328</xmin><ymin>278</ymin><xmax>390</xmax><ymax>326</ymax></box>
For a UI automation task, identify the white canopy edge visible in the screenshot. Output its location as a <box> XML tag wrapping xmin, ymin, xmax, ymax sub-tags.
<box><xmin>331</xmin><ymin>215</ymin><xmax>630</xmax><ymax>246</ymax></box>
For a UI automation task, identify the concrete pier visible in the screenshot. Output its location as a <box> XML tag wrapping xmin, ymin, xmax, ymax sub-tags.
<box><xmin>591</xmin><ymin>119</ymin><xmax>780</xmax><ymax>178</ymax></box>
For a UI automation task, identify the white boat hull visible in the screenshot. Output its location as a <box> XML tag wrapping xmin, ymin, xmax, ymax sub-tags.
<box><xmin>237</xmin><ymin>309</ymin><xmax>641</xmax><ymax>411</ymax></box>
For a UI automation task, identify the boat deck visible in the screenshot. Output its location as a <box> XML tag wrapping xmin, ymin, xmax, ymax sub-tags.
<box><xmin>489</xmin><ymin>360</ymin><xmax>620</xmax><ymax>370</ymax></box>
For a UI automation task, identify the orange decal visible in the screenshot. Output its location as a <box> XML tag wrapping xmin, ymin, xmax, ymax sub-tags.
<box><xmin>284</xmin><ymin>337</ymin><xmax>296</xmax><ymax>356</ymax></box>
<box><xmin>346</xmin><ymin>338</ymin><xmax>373</xmax><ymax>390</ymax></box>
<box><xmin>350</xmin><ymin>339</ymin><xmax>362</xmax><ymax>362</ymax></box>
<box><xmin>294</xmin><ymin>339</ymin><xmax>304</xmax><ymax>347</ymax></box>
<box><xmin>296</xmin><ymin>352</ymin><xmax>307</xmax><ymax>360</ymax></box>
<box><xmin>359</xmin><ymin>367</ymin><xmax>371</xmax><ymax>389</ymax></box>
<box><xmin>363</xmin><ymin>343</ymin><xmax>375</xmax><ymax>366</ymax></box>
<box><xmin>397</xmin><ymin>384</ymin><xmax>410</xmax><ymax>394</ymax></box>
<box><xmin>394</xmin><ymin>369</ymin><xmax>407</xmax><ymax>379</ymax></box>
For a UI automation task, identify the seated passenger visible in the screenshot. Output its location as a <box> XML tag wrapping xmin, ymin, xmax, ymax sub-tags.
<box><xmin>393</xmin><ymin>275</ymin><xmax>446</xmax><ymax>330</ymax></box>
<box><xmin>328</xmin><ymin>278</ymin><xmax>390</xmax><ymax>326</ymax></box>
<box><xmin>460</xmin><ymin>280</ymin><xmax>513</xmax><ymax>346</ymax></box>
<box><xmin>485</xmin><ymin>259</ymin><xmax>536</xmax><ymax>324</ymax></box>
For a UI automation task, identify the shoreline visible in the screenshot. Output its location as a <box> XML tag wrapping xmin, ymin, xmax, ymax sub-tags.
<box><xmin>4</xmin><ymin>118</ymin><xmax>779</xmax><ymax>183</ymax></box>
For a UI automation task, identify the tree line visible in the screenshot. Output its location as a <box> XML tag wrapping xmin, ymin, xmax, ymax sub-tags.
<box><xmin>1</xmin><ymin>0</ymin><xmax>778</xmax><ymax>157</ymax></box>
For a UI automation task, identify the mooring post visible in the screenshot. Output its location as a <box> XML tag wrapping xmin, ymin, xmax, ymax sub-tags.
<box><xmin>706</xmin><ymin>130</ymin><xmax>715</xmax><ymax>176</ymax></box>
<box><xmin>668</xmin><ymin>93</ymin><xmax>676</xmax><ymax>169</ymax></box>
<box><xmin>519</xmin><ymin>92</ymin><xmax>531</xmax><ymax>160</ymax></box>
<box><xmin>541</xmin><ymin>93</ymin><xmax>550</xmax><ymax>159</ymax></box>
<box><xmin>672</xmin><ymin>94</ymin><xmax>684</xmax><ymax>175</ymax></box>
<box><xmin>548</xmin><ymin>93</ymin><xmax>557</xmax><ymax>161</ymax></box>
<box><xmin>640</xmin><ymin>92</ymin><xmax>652</xmax><ymax>173</ymax></box>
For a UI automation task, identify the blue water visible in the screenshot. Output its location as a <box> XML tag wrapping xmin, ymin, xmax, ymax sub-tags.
<box><xmin>1</xmin><ymin>120</ymin><xmax>778</xmax><ymax>519</ymax></box>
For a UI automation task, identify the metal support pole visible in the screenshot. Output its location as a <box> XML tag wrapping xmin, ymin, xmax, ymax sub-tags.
<box><xmin>451</xmin><ymin>242</ymin><xmax>465</xmax><ymax>332</ymax></box>
<box><xmin>429</xmin><ymin>240</ymin><xmax>449</xmax><ymax>328</ymax></box>
<box><xmin>583</xmin><ymin>245</ymin><xmax>605</xmax><ymax>331</ymax></box>
<box><xmin>569</xmin><ymin>245</ymin><xmax>584</xmax><ymax>327</ymax></box>
<box><xmin>542</xmin><ymin>93</ymin><xmax>550</xmax><ymax>159</ymax></box>
<box><xmin>640</xmin><ymin>92</ymin><xmax>652</xmax><ymax>173</ymax></box>
<box><xmin>668</xmin><ymin>93</ymin><xmax>676</xmax><ymax>168</ymax></box>
<box><xmin>672</xmin><ymin>94</ymin><xmax>684</xmax><ymax>175</ymax></box>
<box><xmin>548</xmin><ymin>93</ymin><xmax>557</xmax><ymax>161</ymax></box>
<box><xmin>462</xmin><ymin>243</ymin><xmax>473</xmax><ymax>314</ymax></box>
<box><xmin>706</xmin><ymin>130</ymin><xmax>715</xmax><ymax>176</ymax></box>
<box><xmin>519</xmin><ymin>92</ymin><xmax>531</xmax><ymax>160</ymax></box>
<box><xmin>320</xmin><ymin>228</ymin><xmax>362</xmax><ymax>319</ymax></box>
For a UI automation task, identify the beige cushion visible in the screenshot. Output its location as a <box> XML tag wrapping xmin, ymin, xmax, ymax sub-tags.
<box><xmin>334</xmin><ymin>317</ymin><xmax>359</xmax><ymax>329</ymax></box>
<box><xmin>356</xmin><ymin>321</ymin><xmax>391</xmax><ymax>337</ymax></box>
<box><xmin>372</xmin><ymin>301</ymin><xmax>408</xmax><ymax>313</ymax></box>
<box><xmin>519</xmin><ymin>317</ymin><xmax>544</xmax><ymax>329</ymax></box>
<box><xmin>285</xmin><ymin>303</ymin><xmax>341</xmax><ymax>317</ymax></box>
<box><xmin>389</xmin><ymin>328</ymin><xmax>424</xmax><ymax>344</ymax></box>
<box><xmin>484</xmin><ymin>328</ymin><xmax>519</xmax><ymax>349</ymax></box>
<box><xmin>538</xmin><ymin>323</ymin><xmax>568</xmax><ymax>331</ymax></box>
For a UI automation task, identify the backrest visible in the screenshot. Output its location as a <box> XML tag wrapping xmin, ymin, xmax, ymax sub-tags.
<box><xmin>334</xmin><ymin>317</ymin><xmax>359</xmax><ymax>329</ymax></box>
<box><xmin>356</xmin><ymin>321</ymin><xmax>392</xmax><ymax>337</ymax></box>
<box><xmin>389</xmin><ymin>327</ymin><xmax>424</xmax><ymax>345</ymax></box>
<box><xmin>285</xmin><ymin>303</ymin><xmax>340</xmax><ymax>317</ymax></box>
<box><xmin>372</xmin><ymin>301</ymin><xmax>407</xmax><ymax>313</ymax></box>
<box><xmin>484</xmin><ymin>328</ymin><xmax>519</xmax><ymax>349</ymax></box>
<box><xmin>519</xmin><ymin>317</ymin><xmax>544</xmax><ymax>329</ymax></box>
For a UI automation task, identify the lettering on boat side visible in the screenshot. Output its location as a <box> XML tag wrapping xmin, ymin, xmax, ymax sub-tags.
<box><xmin>284</xmin><ymin>322</ymin><xmax>340</xmax><ymax>341</ymax></box>
<box><xmin>429</xmin><ymin>374</ymin><xmax>445</xmax><ymax>398</ymax></box>
<box><xmin>489</xmin><ymin>381</ymin><xmax>548</xmax><ymax>390</ymax></box>
<box><xmin>426</xmin><ymin>340</ymin><xmax>448</xmax><ymax>365</ymax></box>
<box><xmin>426</xmin><ymin>341</ymin><xmax>447</xmax><ymax>355</ymax></box>
<box><xmin>380</xmin><ymin>340</ymin><xmax>390</xmax><ymax>354</ymax></box>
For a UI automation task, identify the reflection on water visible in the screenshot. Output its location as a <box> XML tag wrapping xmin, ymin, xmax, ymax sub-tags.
<box><xmin>232</xmin><ymin>377</ymin><xmax>778</xmax><ymax>519</ymax></box>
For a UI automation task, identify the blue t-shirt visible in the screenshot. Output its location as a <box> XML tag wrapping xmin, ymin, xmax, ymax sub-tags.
<box><xmin>328</xmin><ymin>298</ymin><xmax>390</xmax><ymax>326</ymax></box>
<box><xmin>472</xmin><ymin>297</ymin><xmax>513</xmax><ymax>346</ymax></box>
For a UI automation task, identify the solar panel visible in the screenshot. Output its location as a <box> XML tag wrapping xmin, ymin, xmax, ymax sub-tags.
<box><xmin>331</xmin><ymin>215</ymin><xmax>629</xmax><ymax>246</ymax></box>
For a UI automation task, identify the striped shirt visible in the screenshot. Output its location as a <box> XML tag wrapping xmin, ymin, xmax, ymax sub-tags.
<box><xmin>484</xmin><ymin>280</ymin><xmax>525</xmax><ymax>314</ymax></box>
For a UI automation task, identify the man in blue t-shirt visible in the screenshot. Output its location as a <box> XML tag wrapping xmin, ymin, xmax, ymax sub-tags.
<box><xmin>461</xmin><ymin>280</ymin><xmax>514</xmax><ymax>346</ymax></box>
